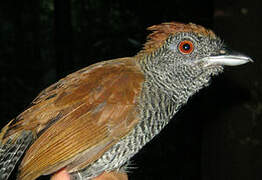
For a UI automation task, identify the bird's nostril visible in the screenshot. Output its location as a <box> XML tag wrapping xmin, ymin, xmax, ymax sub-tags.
<box><xmin>219</xmin><ymin>49</ymin><xmax>226</xmax><ymax>54</ymax></box>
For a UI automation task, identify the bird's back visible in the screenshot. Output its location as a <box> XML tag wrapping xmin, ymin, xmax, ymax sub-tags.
<box><xmin>0</xmin><ymin>57</ymin><xmax>145</xmax><ymax>180</ymax></box>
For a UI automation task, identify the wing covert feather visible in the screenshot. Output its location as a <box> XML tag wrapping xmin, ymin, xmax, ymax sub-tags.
<box><xmin>16</xmin><ymin>58</ymin><xmax>144</xmax><ymax>180</ymax></box>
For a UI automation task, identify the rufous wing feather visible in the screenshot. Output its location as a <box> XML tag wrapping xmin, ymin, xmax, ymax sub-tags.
<box><xmin>11</xmin><ymin>58</ymin><xmax>145</xmax><ymax>180</ymax></box>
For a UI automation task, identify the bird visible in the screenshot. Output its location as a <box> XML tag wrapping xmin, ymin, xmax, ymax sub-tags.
<box><xmin>0</xmin><ymin>22</ymin><xmax>253</xmax><ymax>180</ymax></box>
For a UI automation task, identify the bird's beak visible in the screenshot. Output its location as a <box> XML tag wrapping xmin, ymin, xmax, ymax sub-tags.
<box><xmin>202</xmin><ymin>48</ymin><xmax>253</xmax><ymax>66</ymax></box>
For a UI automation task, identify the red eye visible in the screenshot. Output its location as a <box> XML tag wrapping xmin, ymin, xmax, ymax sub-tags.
<box><xmin>178</xmin><ymin>40</ymin><xmax>194</xmax><ymax>54</ymax></box>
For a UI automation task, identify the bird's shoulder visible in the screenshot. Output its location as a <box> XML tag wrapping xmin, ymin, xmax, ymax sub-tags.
<box><xmin>35</xmin><ymin>57</ymin><xmax>144</xmax><ymax>107</ymax></box>
<box><xmin>12</xmin><ymin>57</ymin><xmax>145</xmax><ymax>179</ymax></box>
<box><xmin>6</xmin><ymin>57</ymin><xmax>144</xmax><ymax>136</ymax></box>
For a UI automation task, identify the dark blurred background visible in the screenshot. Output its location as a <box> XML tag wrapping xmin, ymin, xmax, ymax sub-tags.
<box><xmin>0</xmin><ymin>0</ymin><xmax>261</xmax><ymax>179</ymax></box>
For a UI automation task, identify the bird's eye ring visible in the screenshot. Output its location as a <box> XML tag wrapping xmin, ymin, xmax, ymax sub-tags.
<box><xmin>178</xmin><ymin>40</ymin><xmax>194</xmax><ymax>54</ymax></box>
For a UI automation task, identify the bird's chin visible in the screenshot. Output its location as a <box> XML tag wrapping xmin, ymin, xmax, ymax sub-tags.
<box><xmin>194</xmin><ymin>60</ymin><xmax>224</xmax><ymax>75</ymax></box>
<box><xmin>204</xmin><ymin>64</ymin><xmax>224</xmax><ymax>76</ymax></box>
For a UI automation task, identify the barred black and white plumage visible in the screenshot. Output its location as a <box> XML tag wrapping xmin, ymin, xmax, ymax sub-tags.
<box><xmin>0</xmin><ymin>22</ymin><xmax>252</xmax><ymax>180</ymax></box>
<box><xmin>0</xmin><ymin>131</ymin><xmax>33</xmax><ymax>180</ymax></box>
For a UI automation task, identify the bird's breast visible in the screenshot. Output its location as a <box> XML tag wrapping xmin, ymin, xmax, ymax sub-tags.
<box><xmin>72</xmin><ymin>82</ymin><xmax>176</xmax><ymax>178</ymax></box>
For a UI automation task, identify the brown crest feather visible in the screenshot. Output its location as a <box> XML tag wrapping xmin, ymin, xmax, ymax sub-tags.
<box><xmin>137</xmin><ymin>22</ymin><xmax>216</xmax><ymax>57</ymax></box>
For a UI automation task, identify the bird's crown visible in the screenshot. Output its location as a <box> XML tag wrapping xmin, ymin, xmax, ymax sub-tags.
<box><xmin>137</xmin><ymin>22</ymin><xmax>216</xmax><ymax>57</ymax></box>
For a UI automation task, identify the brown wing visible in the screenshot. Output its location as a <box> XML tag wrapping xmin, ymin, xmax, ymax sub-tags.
<box><xmin>5</xmin><ymin>58</ymin><xmax>144</xmax><ymax>180</ymax></box>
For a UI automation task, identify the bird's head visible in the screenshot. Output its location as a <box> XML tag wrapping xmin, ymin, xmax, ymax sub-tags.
<box><xmin>136</xmin><ymin>22</ymin><xmax>253</xmax><ymax>94</ymax></box>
